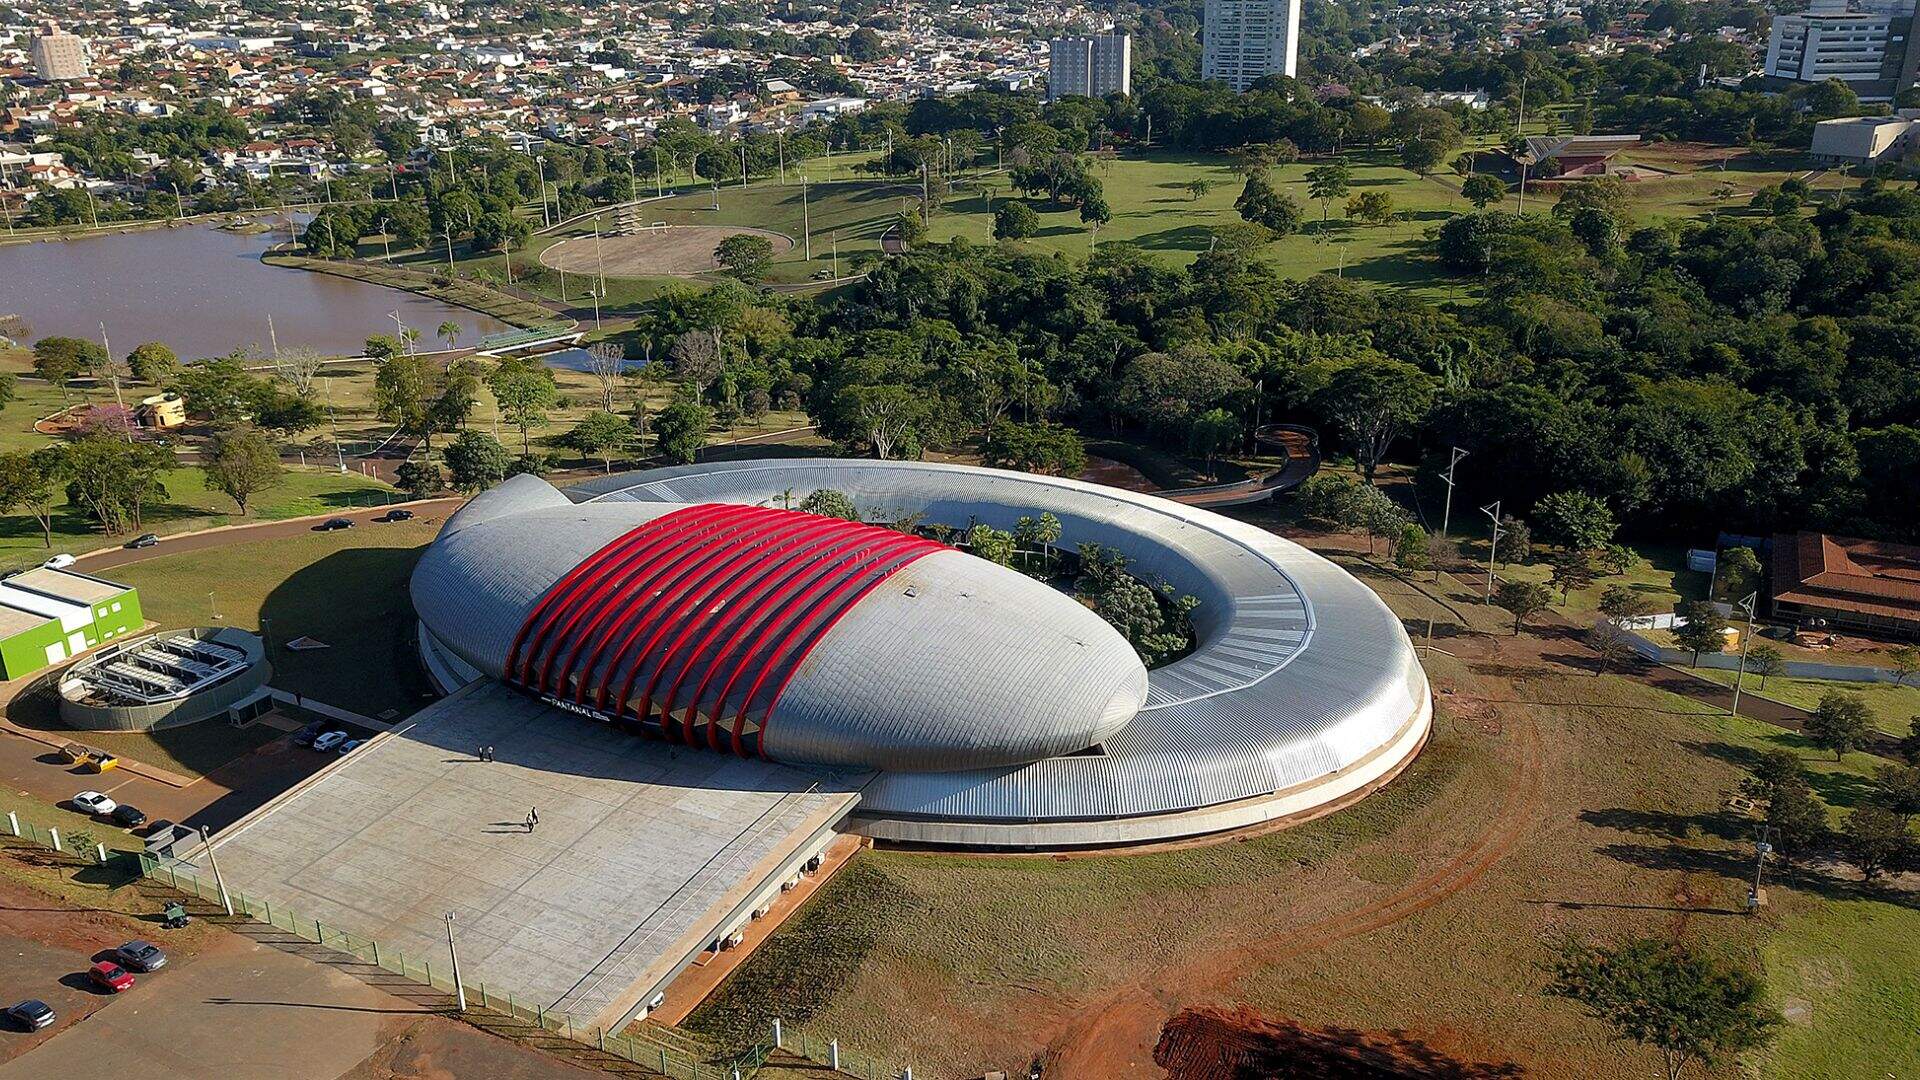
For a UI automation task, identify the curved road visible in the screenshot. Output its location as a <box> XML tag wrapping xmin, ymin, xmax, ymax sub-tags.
<box><xmin>75</xmin><ymin>498</ymin><xmax>465</xmax><ymax>573</ymax></box>
<box><xmin>1161</xmin><ymin>424</ymin><xmax>1321</xmax><ymax>508</ymax></box>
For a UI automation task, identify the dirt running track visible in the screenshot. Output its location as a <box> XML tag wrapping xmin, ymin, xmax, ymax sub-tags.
<box><xmin>1043</xmin><ymin>711</ymin><xmax>1546</xmax><ymax>1076</ymax></box>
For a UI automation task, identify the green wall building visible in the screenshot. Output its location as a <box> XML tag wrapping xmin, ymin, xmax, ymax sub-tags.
<box><xmin>0</xmin><ymin>567</ymin><xmax>144</xmax><ymax>680</ymax></box>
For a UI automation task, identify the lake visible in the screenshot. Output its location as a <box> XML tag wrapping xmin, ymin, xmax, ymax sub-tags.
<box><xmin>0</xmin><ymin>219</ymin><xmax>510</xmax><ymax>359</ymax></box>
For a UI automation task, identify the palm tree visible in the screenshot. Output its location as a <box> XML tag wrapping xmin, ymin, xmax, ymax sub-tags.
<box><xmin>438</xmin><ymin>321</ymin><xmax>462</xmax><ymax>352</ymax></box>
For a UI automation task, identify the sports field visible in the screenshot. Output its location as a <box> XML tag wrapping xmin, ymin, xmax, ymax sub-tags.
<box><xmin>538</xmin><ymin>225</ymin><xmax>795</xmax><ymax>277</ymax></box>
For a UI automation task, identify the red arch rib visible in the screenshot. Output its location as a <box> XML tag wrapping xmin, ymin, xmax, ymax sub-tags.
<box><xmin>716</xmin><ymin>534</ymin><xmax>941</xmax><ymax>758</ymax></box>
<box><xmin>751</xmin><ymin>544</ymin><xmax>940</xmax><ymax>757</ymax></box>
<box><xmin>643</xmin><ymin>518</ymin><xmax>858</xmax><ymax>746</ymax></box>
<box><xmin>537</xmin><ymin>503</ymin><xmax>759</xmax><ymax>698</ymax></box>
<box><xmin>538</xmin><ymin>503</ymin><xmax>760</xmax><ymax>696</ymax></box>
<box><xmin>616</xmin><ymin>511</ymin><xmax>834</xmax><ymax>735</ymax></box>
<box><xmin>510</xmin><ymin>504</ymin><xmax>716</xmax><ymax>683</ymax></box>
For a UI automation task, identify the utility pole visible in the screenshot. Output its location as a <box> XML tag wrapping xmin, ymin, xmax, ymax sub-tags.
<box><xmin>1439</xmin><ymin>447</ymin><xmax>1469</xmax><ymax>538</ymax></box>
<box><xmin>170</xmin><ymin>183</ymin><xmax>185</xmax><ymax>221</ymax></box>
<box><xmin>1729</xmin><ymin>591</ymin><xmax>1759</xmax><ymax>717</ymax></box>
<box><xmin>1748</xmin><ymin>824</ymin><xmax>1773</xmax><ymax>914</ymax></box>
<box><xmin>1480</xmin><ymin>501</ymin><xmax>1504</xmax><ymax>603</ymax></box>
<box><xmin>801</xmin><ymin>175</ymin><xmax>811</xmax><ymax>260</ymax></box>
<box><xmin>326</xmin><ymin>377</ymin><xmax>345</xmax><ymax>473</ymax></box>
<box><xmin>445</xmin><ymin>912</ymin><xmax>467</xmax><ymax>1011</ymax></box>
<box><xmin>268</xmin><ymin>314</ymin><xmax>280</xmax><ymax>358</ymax></box>
<box><xmin>99</xmin><ymin>323</ymin><xmax>128</xmax><ymax>440</ymax></box>
<box><xmin>198</xmin><ymin>825</ymin><xmax>234</xmax><ymax>917</ymax></box>
<box><xmin>593</xmin><ymin>215</ymin><xmax>607</xmax><ymax>303</ymax></box>
<box><xmin>390</xmin><ymin>311</ymin><xmax>408</xmax><ymax>353</ymax></box>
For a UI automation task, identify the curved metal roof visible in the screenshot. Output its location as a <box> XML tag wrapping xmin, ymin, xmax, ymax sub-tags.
<box><xmin>567</xmin><ymin>460</ymin><xmax>1430</xmax><ymax>844</ymax></box>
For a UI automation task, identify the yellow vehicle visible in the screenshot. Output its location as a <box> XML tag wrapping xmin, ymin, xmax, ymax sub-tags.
<box><xmin>58</xmin><ymin>742</ymin><xmax>88</xmax><ymax>765</ymax></box>
<box><xmin>79</xmin><ymin>748</ymin><xmax>117</xmax><ymax>773</ymax></box>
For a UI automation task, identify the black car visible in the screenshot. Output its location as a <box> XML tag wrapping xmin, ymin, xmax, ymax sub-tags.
<box><xmin>291</xmin><ymin>721</ymin><xmax>327</xmax><ymax>747</ymax></box>
<box><xmin>314</xmin><ymin>518</ymin><xmax>354</xmax><ymax>531</ymax></box>
<box><xmin>376</xmin><ymin>509</ymin><xmax>414</xmax><ymax>523</ymax></box>
<box><xmin>113</xmin><ymin>941</ymin><xmax>166</xmax><ymax>972</ymax></box>
<box><xmin>109</xmin><ymin>804</ymin><xmax>146</xmax><ymax>828</ymax></box>
<box><xmin>5</xmin><ymin>999</ymin><xmax>53</xmax><ymax>1031</ymax></box>
<box><xmin>125</xmin><ymin>533</ymin><xmax>160</xmax><ymax>549</ymax></box>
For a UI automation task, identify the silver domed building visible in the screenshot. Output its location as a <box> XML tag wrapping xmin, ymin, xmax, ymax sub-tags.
<box><xmin>413</xmin><ymin>461</ymin><xmax>1431</xmax><ymax>848</ymax></box>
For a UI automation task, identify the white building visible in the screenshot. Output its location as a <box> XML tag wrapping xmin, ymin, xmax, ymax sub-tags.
<box><xmin>1810</xmin><ymin>110</ymin><xmax>1920</xmax><ymax>162</ymax></box>
<box><xmin>1202</xmin><ymin>0</ymin><xmax>1300</xmax><ymax>91</ymax></box>
<box><xmin>1048</xmin><ymin>33</ymin><xmax>1132</xmax><ymax>102</ymax></box>
<box><xmin>29</xmin><ymin>22</ymin><xmax>89</xmax><ymax>82</ymax></box>
<box><xmin>1764</xmin><ymin>0</ymin><xmax>1920</xmax><ymax>99</ymax></box>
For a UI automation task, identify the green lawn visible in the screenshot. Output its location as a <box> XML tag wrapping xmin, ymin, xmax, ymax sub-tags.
<box><xmin>1691</xmin><ymin>668</ymin><xmax>1920</xmax><ymax>739</ymax></box>
<box><xmin>110</xmin><ymin>519</ymin><xmax>443</xmax><ymax>719</ymax></box>
<box><xmin>1490</xmin><ymin>542</ymin><xmax>1711</xmax><ymax>619</ymax></box>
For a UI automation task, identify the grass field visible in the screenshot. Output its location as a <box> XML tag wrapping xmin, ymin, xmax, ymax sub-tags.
<box><xmin>109</xmin><ymin>519</ymin><xmax>443</xmax><ymax>718</ymax></box>
<box><xmin>688</xmin><ymin>530</ymin><xmax>1918</xmax><ymax>1080</ymax></box>
<box><xmin>1690</xmin><ymin>667</ymin><xmax>1920</xmax><ymax>739</ymax></box>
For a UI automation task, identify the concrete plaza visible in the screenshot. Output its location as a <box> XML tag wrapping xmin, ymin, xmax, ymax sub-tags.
<box><xmin>188</xmin><ymin>679</ymin><xmax>865</xmax><ymax>1031</ymax></box>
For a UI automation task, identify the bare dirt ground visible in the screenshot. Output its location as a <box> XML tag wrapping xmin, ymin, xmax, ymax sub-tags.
<box><xmin>538</xmin><ymin>226</ymin><xmax>794</xmax><ymax>277</ymax></box>
<box><xmin>1153</xmin><ymin>1006</ymin><xmax>1522</xmax><ymax>1080</ymax></box>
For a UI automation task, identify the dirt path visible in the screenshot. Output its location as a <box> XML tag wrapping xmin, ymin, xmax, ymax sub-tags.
<box><xmin>1042</xmin><ymin>699</ymin><xmax>1546</xmax><ymax>1076</ymax></box>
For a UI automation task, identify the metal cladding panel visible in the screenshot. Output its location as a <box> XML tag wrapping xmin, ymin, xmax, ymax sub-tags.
<box><xmin>768</xmin><ymin>550</ymin><xmax>1148</xmax><ymax>771</ymax></box>
<box><xmin>574</xmin><ymin>460</ymin><xmax>1429</xmax><ymax>825</ymax></box>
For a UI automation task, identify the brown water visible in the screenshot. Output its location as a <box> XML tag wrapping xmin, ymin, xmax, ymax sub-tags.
<box><xmin>0</xmin><ymin>219</ymin><xmax>510</xmax><ymax>358</ymax></box>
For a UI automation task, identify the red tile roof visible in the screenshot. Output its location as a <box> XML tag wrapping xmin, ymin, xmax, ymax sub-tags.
<box><xmin>1772</xmin><ymin>532</ymin><xmax>1920</xmax><ymax>622</ymax></box>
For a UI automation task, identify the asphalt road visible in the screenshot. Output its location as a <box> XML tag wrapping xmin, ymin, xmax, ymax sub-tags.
<box><xmin>76</xmin><ymin>499</ymin><xmax>465</xmax><ymax>573</ymax></box>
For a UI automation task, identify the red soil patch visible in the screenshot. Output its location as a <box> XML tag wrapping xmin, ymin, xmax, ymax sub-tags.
<box><xmin>0</xmin><ymin>868</ymin><xmax>151</xmax><ymax>953</ymax></box>
<box><xmin>1153</xmin><ymin>1006</ymin><xmax>1524</xmax><ymax>1080</ymax></box>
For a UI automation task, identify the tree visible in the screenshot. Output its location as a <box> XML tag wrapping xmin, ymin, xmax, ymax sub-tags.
<box><xmin>1599</xmin><ymin>584</ymin><xmax>1655</xmax><ymax>625</ymax></box>
<box><xmin>438</xmin><ymin>321</ymin><xmax>463</xmax><ymax>351</ymax></box>
<box><xmin>1589</xmin><ymin>622</ymin><xmax>1635</xmax><ymax>674</ymax></box>
<box><xmin>1346</xmin><ymin>190</ymin><xmax>1395</xmax><ymax>227</ymax></box>
<box><xmin>1188</xmin><ymin>408</ymin><xmax>1240</xmax><ymax>475</ymax></box>
<box><xmin>965</xmin><ymin>524</ymin><xmax>1016</xmax><ymax>566</ymax></box>
<box><xmin>1549</xmin><ymin>550</ymin><xmax>1598</xmax><ymax>603</ymax></box>
<box><xmin>33</xmin><ymin>336</ymin><xmax>105</xmax><ymax>397</ymax></box>
<box><xmin>1871</xmin><ymin>763</ymin><xmax>1920</xmax><ymax>819</ymax></box>
<box><xmin>487</xmin><ymin>358</ymin><xmax>559</xmax><ymax>455</ymax></box>
<box><xmin>58</xmin><ymin>437</ymin><xmax>172</xmax><ymax>535</ymax></box>
<box><xmin>1080</xmin><ymin>192</ymin><xmax>1112</xmax><ymax>240</ymax></box>
<box><xmin>1462</xmin><ymin>174</ymin><xmax>1506</xmax><ymax>209</ymax></box>
<box><xmin>715</xmin><ymin>234</ymin><xmax>776</xmax><ymax>282</ymax></box>
<box><xmin>1185</xmin><ymin>179</ymin><xmax>1213</xmax><ymax>201</ymax></box>
<box><xmin>840</xmin><ymin>384</ymin><xmax>928</xmax><ymax>460</ymax></box>
<box><xmin>1400</xmin><ymin>136</ymin><xmax>1451</xmax><ymax>175</ymax></box>
<box><xmin>667</xmin><ymin>330</ymin><xmax>723</xmax><ymax>391</ymax></box>
<box><xmin>1807</xmin><ymin>690</ymin><xmax>1872</xmax><ymax>761</ymax></box>
<box><xmin>981</xmin><ymin>422</ymin><xmax>1086</xmax><ymax>476</ymax></box>
<box><xmin>394</xmin><ymin>459</ymin><xmax>442</xmax><ymax>500</ymax></box>
<box><xmin>0</xmin><ymin>448</ymin><xmax>60</xmax><ymax>547</ymax></box>
<box><xmin>799</xmin><ymin>489</ymin><xmax>858</xmax><ymax>520</ymax></box>
<box><xmin>1746</xmin><ymin>643</ymin><xmax>1787</xmax><ymax>688</ymax></box>
<box><xmin>1765</xmin><ymin>775</ymin><xmax>1830</xmax><ymax>861</ymax></box>
<box><xmin>373</xmin><ymin>353</ymin><xmax>441</xmax><ymax>454</ymax></box>
<box><xmin>1311</xmin><ymin>359</ymin><xmax>1435</xmax><ymax>480</ymax></box>
<box><xmin>1534</xmin><ymin>491</ymin><xmax>1616</xmax><ymax>550</ymax></box>
<box><xmin>1493</xmin><ymin>580</ymin><xmax>1553</xmax><ymax>635</ymax></box>
<box><xmin>581</xmin><ymin>343</ymin><xmax>626</xmax><ymax>411</ymax></box>
<box><xmin>1014</xmin><ymin>512</ymin><xmax>1063</xmax><ymax>571</ymax></box>
<box><xmin>1887</xmin><ymin>645</ymin><xmax>1920</xmax><ymax>688</ymax></box>
<box><xmin>892</xmin><ymin>210</ymin><xmax>927</xmax><ymax>249</ymax></box>
<box><xmin>1545</xmin><ymin>936</ymin><xmax>1780</xmax><ymax>1080</ymax></box>
<box><xmin>443</xmin><ymin>430</ymin><xmax>510</xmax><ymax>492</ymax></box>
<box><xmin>1716</xmin><ymin>546</ymin><xmax>1762</xmax><ymax>601</ymax></box>
<box><xmin>1234</xmin><ymin>170</ymin><xmax>1303</xmax><ymax>235</ymax></box>
<box><xmin>1393</xmin><ymin>524</ymin><xmax>1431</xmax><ymax>574</ymax></box>
<box><xmin>566</xmin><ymin>411</ymin><xmax>632</xmax><ymax>472</ymax></box>
<box><xmin>1304</xmin><ymin>160</ymin><xmax>1352</xmax><ymax>233</ymax></box>
<box><xmin>993</xmin><ymin>200</ymin><xmax>1038</xmax><ymax>241</ymax></box>
<box><xmin>126</xmin><ymin>342</ymin><xmax>179</xmax><ymax>385</ymax></box>
<box><xmin>1671</xmin><ymin>601</ymin><xmax>1729</xmax><ymax>666</ymax></box>
<box><xmin>1841</xmin><ymin>805</ymin><xmax>1912</xmax><ymax>880</ymax></box>
<box><xmin>200</xmin><ymin>424</ymin><xmax>283</xmax><ymax>514</ymax></box>
<box><xmin>652</xmin><ymin>398</ymin><xmax>711</xmax><ymax>464</ymax></box>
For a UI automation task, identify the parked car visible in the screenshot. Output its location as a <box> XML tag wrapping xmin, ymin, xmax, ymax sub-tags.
<box><xmin>125</xmin><ymin>533</ymin><xmax>160</xmax><ymax>549</ymax></box>
<box><xmin>337</xmin><ymin>738</ymin><xmax>365</xmax><ymax>755</ymax></box>
<box><xmin>41</xmin><ymin>554</ymin><xmax>75</xmax><ymax>570</ymax></box>
<box><xmin>376</xmin><ymin>509</ymin><xmax>414</xmax><ymax>523</ymax></box>
<box><xmin>5</xmin><ymin>1000</ymin><xmax>53</xmax><ymax>1030</ymax></box>
<box><xmin>72</xmin><ymin>791</ymin><xmax>116</xmax><ymax>816</ymax></box>
<box><xmin>109</xmin><ymin>804</ymin><xmax>146</xmax><ymax>828</ymax></box>
<box><xmin>314</xmin><ymin>518</ymin><xmax>354</xmax><ymax>532</ymax></box>
<box><xmin>311</xmin><ymin>730</ymin><xmax>350</xmax><ymax>752</ymax></box>
<box><xmin>113</xmin><ymin>941</ymin><xmax>166</xmax><ymax>972</ymax></box>
<box><xmin>291</xmin><ymin>721</ymin><xmax>327</xmax><ymax>747</ymax></box>
<box><xmin>87</xmin><ymin>962</ymin><xmax>134</xmax><ymax>993</ymax></box>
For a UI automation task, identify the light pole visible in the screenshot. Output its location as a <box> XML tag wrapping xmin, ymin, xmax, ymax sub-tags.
<box><xmin>1439</xmin><ymin>446</ymin><xmax>1468</xmax><ymax>539</ymax></box>
<box><xmin>1480</xmin><ymin>501</ymin><xmax>1504</xmax><ymax>603</ymax></box>
<box><xmin>198</xmin><ymin>825</ymin><xmax>234</xmax><ymax>916</ymax></box>
<box><xmin>1748</xmin><ymin>824</ymin><xmax>1772</xmax><ymax>914</ymax></box>
<box><xmin>1729</xmin><ymin>590</ymin><xmax>1759</xmax><ymax>717</ymax></box>
<box><xmin>801</xmin><ymin>175</ymin><xmax>811</xmax><ymax>260</ymax></box>
<box><xmin>445</xmin><ymin>912</ymin><xmax>467</xmax><ymax>1010</ymax></box>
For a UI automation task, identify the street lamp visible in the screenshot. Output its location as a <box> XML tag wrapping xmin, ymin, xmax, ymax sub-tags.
<box><xmin>1480</xmin><ymin>501</ymin><xmax>1504</xmax><ymax>603</ymax></box>
<box><xmin>198</xmin><ymin>825</ymin><xmax>234</xmax><ymax>917</ymax></box>
<box><xmin>1439</xmin><ymin>446</ymin><xmax>1469</xmax><ymax>539</ymax></box>
<box><xmin>1729</xmin><ymin>590</ymin><xmax>1759</xmax><ymax>717</ymax></box>
<box><xmin>445</xmin><ymin>912</ymin><xmax>467</xmax><ymax>1011</ymax></box>
<box><xmin>1748</xmin><ymin>824</ymin><xmax>1773</xmax><ymax>915</ymax></box>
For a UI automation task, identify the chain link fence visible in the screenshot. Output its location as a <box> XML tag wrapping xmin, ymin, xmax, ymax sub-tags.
<box><xmin>0</xmin><ymin>808</ymin><xmax>903</xmax><ymax>1080</ymax></box>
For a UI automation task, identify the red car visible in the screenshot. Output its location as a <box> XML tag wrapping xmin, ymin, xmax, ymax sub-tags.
<box><xmin>88</xmin><ymin>961</ymin><xmax>134</xmax><ymax>993</ymax></box>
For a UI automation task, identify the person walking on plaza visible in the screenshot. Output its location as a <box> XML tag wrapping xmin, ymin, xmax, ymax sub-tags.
<box><xmin>525</xmin><ymin>807</ymin><xmax>538</xmax><ymax>833</ymax></box>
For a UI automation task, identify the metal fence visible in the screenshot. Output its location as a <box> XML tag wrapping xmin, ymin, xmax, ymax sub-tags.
<box><xmin>0</xmin><ymin>809</ymin><xmax>903</xmax><ymax>1080</ymax></box>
